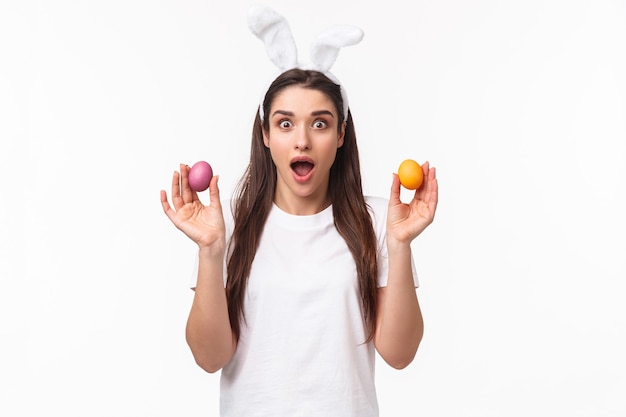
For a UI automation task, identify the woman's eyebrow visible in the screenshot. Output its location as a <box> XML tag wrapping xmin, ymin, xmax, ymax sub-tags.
<box><xmin>271</xmin><ymin>109</ymin><xmax>335</xmax><ymax>118</ymax></box>
<box><xmin>271</xmin><ymin>110</ymin><xmax>294</xmax><ymax>117</ymax></box>
<box><xmin>311</xmin><ymin>110</ymin><xmax>334</xmax><ymax>118</ymax></box>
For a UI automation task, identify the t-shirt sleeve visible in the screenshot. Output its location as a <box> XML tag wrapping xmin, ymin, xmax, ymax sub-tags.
<box><xmin>367</xmin><ymin>196</ymin><xmax>419</xmax><ymax>289</ymax></box>
<box><xmin>189</xmin><ymin>199</ymin><xmax>234</xmax><ymax>290</ymax></box>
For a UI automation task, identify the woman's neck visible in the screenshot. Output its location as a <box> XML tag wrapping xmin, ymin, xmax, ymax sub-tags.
<box><xmin>273</xmin><ymin>191</ymin><xmax>331</xmax><ymax>216</ymax></box>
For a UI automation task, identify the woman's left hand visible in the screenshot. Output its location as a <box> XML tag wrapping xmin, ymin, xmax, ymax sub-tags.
<box><xmin>387</xmin><ymin>161</ymin><xmax>438</xmax><ymax>245</ymax></box>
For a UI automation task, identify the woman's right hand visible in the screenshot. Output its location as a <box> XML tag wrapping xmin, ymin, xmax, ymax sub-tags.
<box><xmin>160</xmin><ymin>163</ymin><xmax>226</xmax><ymax>250</ymax></box>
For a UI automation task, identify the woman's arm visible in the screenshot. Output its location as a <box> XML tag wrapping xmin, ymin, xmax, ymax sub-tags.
<box><xmin>374</xmin><ymin>162</ymin><xmax>438</xmax><ymax>369</ymax></box>
<box><xmin>374</xmin><ymin>244</ymin><xmax>423</xmax><ymax>369</ymax></box>
<box><xmin>186</xmin><ymin>245</ymin><xmax>237</xmax><ymax>373</ymax></box>
<box><xmin>161</xmin><ymin>165</ymin><xmax>236</xmax><ymax>373</ymax></box>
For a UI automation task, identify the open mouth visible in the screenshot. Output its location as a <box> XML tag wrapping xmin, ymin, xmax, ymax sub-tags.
<box><xmin>290</xmin><ymin>157</ymin><xmax>315</xmax><ymax>180</ymax></box>
<box><xmin>291</xmin><ymin>161</ymin><xmax>314</xmax><ymax>176</ymax></box>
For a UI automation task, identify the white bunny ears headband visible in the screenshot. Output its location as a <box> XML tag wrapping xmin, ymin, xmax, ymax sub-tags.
<box><xmin>247</xmin><ymin>5</ymin><xmax>364</xmax><ymax>121</ymax></box>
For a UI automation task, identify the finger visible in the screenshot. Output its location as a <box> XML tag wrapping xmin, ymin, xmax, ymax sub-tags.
<box><xmin>160</xmin><ymin>189</ymin><xmax>177</xmax><ymax>223</ymax></box>
<box><xmin>428</xmin><ymin>166</ymin><xmax>437</xmax><ymax>186</ymax></box>
<box><xmin>180</xmin><ymin>163</ymin><xmax>195</xmax><ymax>204</ymax></box>
<box><xmin>171</xmin><ymin>170</ymin><xmax>184</xmax><ymax>210</ymax></box>
<box><xmin>389</xmin><ymin>172</ymin><xmax>402</xmax><ymax>205</ymax></box>
<box><xmin>424</xmin><ymin>165</ymin><xmax>437</xmax><ymax>196</ymax></box>
<box><xmin>419</xmin><ymin>166</ymin><xmax>439</xmax><ymax>215</ymax></box>
<box><xmin>428</xmin><ymin>167</ymin><xmax>439</xmax><ymax>211</ymax></box>
<box><xmin>421</xmin><ymin>160</ymin><xmax>430</xmax><ymax>177</ymax></box>
<box><xmin>208</xmin><ymin>175</ymin><xmax>222</xmax><ymax>209</ymax></box>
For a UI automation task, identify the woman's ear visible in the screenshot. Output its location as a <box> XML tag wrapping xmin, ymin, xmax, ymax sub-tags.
<box><xmin>262</xmin><ymin>126</ymin><xmax>270</xmax><ymax>148</ymax></box>
<box><xmin>337</xmin><ymin>121</ymin><xmax>346</xmax><ymax>148</ymax></box>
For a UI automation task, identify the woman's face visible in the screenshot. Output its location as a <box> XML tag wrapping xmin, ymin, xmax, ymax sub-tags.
<box><xmin>263</xmin><ymin>85</ymin><xmax>345</xmax><ymax>215</ymax></box>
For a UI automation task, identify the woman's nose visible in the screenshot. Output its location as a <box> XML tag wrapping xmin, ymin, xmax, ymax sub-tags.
<box><xmin>294</xmin><ymin>127</ymin><xmax>311</xmax><ymax>150</ymax></box>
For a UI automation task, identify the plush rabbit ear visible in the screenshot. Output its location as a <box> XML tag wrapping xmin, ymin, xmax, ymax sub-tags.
<box><xmin>309</xmin><ymin>25</ymin><xmax>364</xmax><ymax>72</ymax></box>
<box><xmin>247</xmin><ymin>5</ymin><xmax>298</xmax><ymax>71</ymax></box>
<box><xmin>248</xmin><ymin>6</ymin><xmax>363</xmax><ymax>121</ymax></box>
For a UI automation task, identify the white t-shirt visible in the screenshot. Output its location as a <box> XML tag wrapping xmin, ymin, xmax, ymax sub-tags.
<box><xmin>191</xmin><ymin>196</ymin><xmax>418</xmax><ymax>417</ymax></box>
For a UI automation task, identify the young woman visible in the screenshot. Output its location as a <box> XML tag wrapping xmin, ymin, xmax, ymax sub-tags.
<box><xmin>160</xmin><ymin>69</ymin><xmax>438</xmax><ymax>416</ymax></box>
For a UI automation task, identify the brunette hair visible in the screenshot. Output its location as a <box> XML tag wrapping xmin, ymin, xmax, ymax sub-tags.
<box><xmin>226</xmin><ymin>68</ymin><xmax>379</xmax><ymax>341</ymax></box>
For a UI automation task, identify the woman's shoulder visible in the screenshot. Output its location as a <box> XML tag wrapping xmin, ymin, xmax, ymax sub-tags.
<box><xmin>364</xmin><ymin>195</ymin><xmax>388</xmax><ymax>232</ymax></box>
<box><xmin>222</xmin><ymin>198</ymin><xmax>236</xmax><ymax>236</ymax></box>
<box><xmin>364</xmin><ymin>195</ymin><xmax>388</xmax><ymax>214</ymax></box>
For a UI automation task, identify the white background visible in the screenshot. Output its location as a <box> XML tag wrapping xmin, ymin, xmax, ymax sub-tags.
<box><xmin>1</xmin><ymin>0</ymin><xmax>625</xmax><ymax>416</ymax></box>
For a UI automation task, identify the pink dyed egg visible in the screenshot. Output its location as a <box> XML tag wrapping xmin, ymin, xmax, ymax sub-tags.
<box><xmin>188</xmin><ymin>161</ymin><xmax>213</xmax><ymax>192</ymax></box>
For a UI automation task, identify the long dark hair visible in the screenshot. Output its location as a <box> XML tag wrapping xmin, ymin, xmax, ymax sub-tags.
<box><xmin>226</xmin><ymin>68</ymin><xmax>379</xmax><ymax>342</ymax></box>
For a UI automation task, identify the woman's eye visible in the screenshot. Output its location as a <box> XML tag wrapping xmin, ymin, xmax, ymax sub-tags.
<box><xmin>313</xmin><ymin>120</ymin><xmax>327</xmax><ymax>129</ymax></box>
<box><xmin>279</xmin><ymin>120</ymin><xmax>292</xmax><ymax>129</ymax></box>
